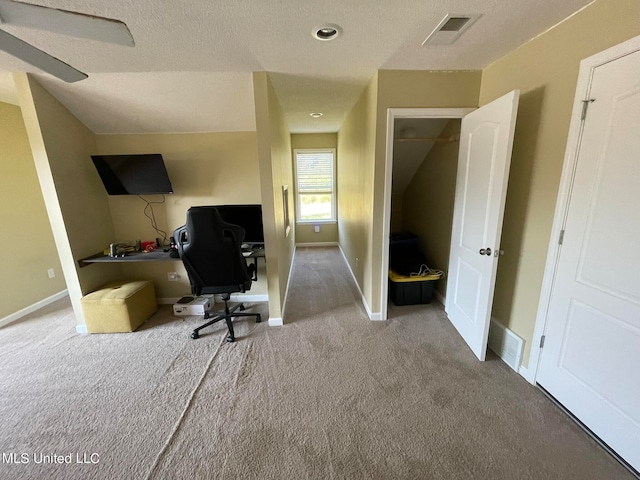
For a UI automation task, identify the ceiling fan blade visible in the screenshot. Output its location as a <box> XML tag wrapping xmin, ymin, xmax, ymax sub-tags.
<box><xmin>0</xmin><ymin>0</ymin><xmax>134</xmax><ymax>46</ymax></box>
<box><xmin>0</xmin><ymin>28</ymin><xmax>87</xmax><ymax>82</ymax></box>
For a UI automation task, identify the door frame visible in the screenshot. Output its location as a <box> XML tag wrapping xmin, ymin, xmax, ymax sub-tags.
<box><xmin>528</xmin><ymin>34</ymin><xmax>640</xmax><ymax>385</ymax></box>
<box><xmin>381</xmin><ymin>108</ymin><xmax>475</xmax><ymax>319</ymax></box>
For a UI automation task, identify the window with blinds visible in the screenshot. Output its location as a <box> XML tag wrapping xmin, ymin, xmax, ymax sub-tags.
<box><xmin>294</xmin><ymin>149</ymin><xmax>336</xmax><ymax>222</ymax></box>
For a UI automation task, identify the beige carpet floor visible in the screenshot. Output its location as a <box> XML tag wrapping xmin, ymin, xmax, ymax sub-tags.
<box><xmin>0</xmin><ymin>246</ymin><xmax>634</xmax><ymax>479</ymax></box>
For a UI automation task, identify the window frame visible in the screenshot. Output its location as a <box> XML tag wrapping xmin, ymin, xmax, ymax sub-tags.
<box><xmin>293</xmin><ymin>148</ymin><xmax>337</xmax><ymax>224</ymax></box>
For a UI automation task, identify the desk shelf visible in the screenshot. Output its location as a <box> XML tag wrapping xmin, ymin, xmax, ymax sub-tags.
<box><xmin>78</xmin><ymin>248</ymin><xmax>265</xmax><ymax>268</ymax></box>
<box><xmin>78</xmin><ymin>250</ymin><xmax>178</xmax><ymax>267</ymax></box>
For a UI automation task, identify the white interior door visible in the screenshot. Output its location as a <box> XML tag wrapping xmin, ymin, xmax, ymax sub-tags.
<box><xmin>536</xmin><ymin>47</ymin><xmax>640</xmax><ymax>471</ymax></box>
<box><xmin>445</xmin><ymin>90</ymin><xmax>519</xmax><ymax>360</ymax></box>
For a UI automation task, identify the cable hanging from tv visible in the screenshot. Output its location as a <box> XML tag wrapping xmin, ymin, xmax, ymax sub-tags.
<box><xmin>138</xmin><ymin>194</ymin><xmax>169</xmax><ymax>247</ymax></box>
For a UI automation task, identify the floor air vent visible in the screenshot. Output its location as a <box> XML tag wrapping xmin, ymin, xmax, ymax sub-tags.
<box><xmin>488</xmin><ymin>318</ymin><xmax>524</xmax><ymax>371</ymax></box>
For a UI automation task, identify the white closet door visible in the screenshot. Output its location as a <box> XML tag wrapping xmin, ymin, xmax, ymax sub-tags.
<box><xmin>445</xmin><ymin>90</ymin><xmax>519</xmax><ymax>360</ymax></box>
<box><xmin>537</xmin><ymin>48</ymin><xmax>640</xmax><ymax>471</ymax></box>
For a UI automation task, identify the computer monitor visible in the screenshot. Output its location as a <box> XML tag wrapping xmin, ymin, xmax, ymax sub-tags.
<box><xmin>214</xmin><ymin>204</ymin><xmax>264</xmax><ymax>245</ymax></box>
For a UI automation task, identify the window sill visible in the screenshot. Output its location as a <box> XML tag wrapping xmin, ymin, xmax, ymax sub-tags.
<box><xmin>296</xmin><ymin>220</ymin><xmax>337</xmax><ymax>225</ymax></box>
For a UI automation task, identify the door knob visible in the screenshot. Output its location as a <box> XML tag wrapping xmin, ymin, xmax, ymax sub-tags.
<box><xmin>479</xmin><ymin>248</ymin><xmax>492</xmax><ymax>256</ymax></box>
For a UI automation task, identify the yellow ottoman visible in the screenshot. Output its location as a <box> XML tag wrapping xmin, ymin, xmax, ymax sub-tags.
<box><xmin>81</xmin><ymin>280</ymin><xmax>157</xmax><ymax>333</ymax></box>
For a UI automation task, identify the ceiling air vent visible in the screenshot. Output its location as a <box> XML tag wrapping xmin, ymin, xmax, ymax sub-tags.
<box><xmin>422</xmin><ymin>14</ymin><xmax>481</xmax><ymax>46</ymax></box>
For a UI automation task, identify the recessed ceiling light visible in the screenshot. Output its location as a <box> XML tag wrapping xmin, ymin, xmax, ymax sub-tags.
<box><xmin>312</xmin><ymin>24</ymin><xmax>342</xmax><ymax>41</ymax></box>
<box><xmin>310</xmin><ymin>112</ymin><xmax>323</xmax><ymax>118</ymax></box>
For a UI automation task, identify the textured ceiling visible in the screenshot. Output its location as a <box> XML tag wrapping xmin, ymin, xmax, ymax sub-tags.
<box><xmin>0</xmin><ymin>0</ymin><xmax>594</xmax><ymax>133</ymax></box>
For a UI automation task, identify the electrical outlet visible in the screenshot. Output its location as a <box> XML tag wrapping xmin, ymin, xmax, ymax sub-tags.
<box><xmin>47</xmin><ymin>268</ymin><xmax>55</xmax><ymax>279</ymax></box>
<box><xmin>314</xmin><ymin>225</ymin><xmax>321</xmax><ymax>233</ymax></box>
<box><xmin>167</xmin><ymin>272</ymin><xmax>179</xmax><ymax>282</ymax></box>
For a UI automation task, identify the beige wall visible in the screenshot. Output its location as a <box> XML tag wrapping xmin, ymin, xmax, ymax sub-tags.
<box><xmin>291</xmin><ymin>133</ymin><xmax>339</xmax><ymax>244</ymax></box>
<box><xmin>295</xmin><ymin>223</ymin><xmax>338</xmax><ymax>245</ymax></box>
<box><xmin>0</xmin><ymin>102</ymin><xmax>66</xmax><ymax>319</ymax></box>
<box><xmin>401</xmin><ymin>119</ymin><xmax>461</xmax><ymax>298</ymax></box>
<box><xmin>94</xmin><ymin>132</ymin><xmax>265</xmax><ymax>299</ymax></box>
<box><xmin>480</xmin><ymin>0</ymin><xmax>640</xmax><ymax>367</ymax></box>
<box><xmin>371</xmin><ymin>71</ymin><xmax>482</xmax><ymax>314</ymax></box>
<box><xmin>291</xmin><ymin>133</ymin><xmax>337</xmax><ymax>150</ymax></box>
<box><xmin>15</xmin><ymin>74</ymin><xmax>123</xmax><ymax>327</ymax></box>
<box><xmin>253</xmin><ymin>72</ymin><xmax>295</xmax><ymax>322</ymax></box>
<box><xmin>337</xmin><ymin>73</ymin><xmax>378</xmax><ymax>307</ymax></box>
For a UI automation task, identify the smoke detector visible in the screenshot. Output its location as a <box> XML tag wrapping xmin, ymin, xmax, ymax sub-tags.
<box><xmin>422</xmin><ymin>14</ymin><xmax>481</xmax><ymax>46</ymax></box>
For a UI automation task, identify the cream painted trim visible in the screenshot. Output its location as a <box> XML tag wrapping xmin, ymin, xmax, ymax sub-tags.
<box><xmin>337</xmin><ymin>243</ymin><xmax>382</xmax><ymax>321</ymax></box>
<box><xmin>381</xmin><ymin>108</ymin><xmax>475</xmax><ymax>320</ymax></box>
<box><xmin>296</xmin><ymin>242</ymin><xmax>338</xmax><ymax>247</ymax></box>
<box><xmin>0</xmin><ymin>290</ymin><xmax>69</xmax><ymax>329</ymax></box>
<box><xmin>529</xmin><ymin>34</ymin><xmax>640</xmax><ymax>386</ymax></box>
<box><xmin>268</xmin><ymin>317</ymin><xmax>283</xmax><ymax>326</ymax></box>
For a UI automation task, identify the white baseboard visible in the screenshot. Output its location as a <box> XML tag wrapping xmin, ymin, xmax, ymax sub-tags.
<box><xmin>76</xmin><ymin>324</ymin><xmax>88</xmax><ymax>334</ymax></box>
<box><xmin>268</xmin><ymin>317</ymin><xmax>283</xmax><ymax>326</ymax></box>
<box><xmin>229</xmin><ymin>294</ymin><xmax>269</xmax><ymax>302</ymax></box>
<box><xmin>518</xmin><ymin>364</ymin><xmax>536</xmax><ymax>384</ymax></box>
<box><xmin>337</xmin><ymin>244</ymin><xmax>381</xmax><ymax>321</ymax></box>
<box><xmin>296</xmin><ymin>242</ymin><xmax>338</xmax><ymax>247</ymax></box>
<box><xmin>488</xmin><ymin>317</ymin><xmax>524</xmax><ymax>373</ymax></box>
<box><xmin>0</xmin><ymin>290</ymin><xmax>69</xmax><ymax>329</ymax></box>
<box><xmin>159</xmin><ymin>294</ymin><xmax>269</xmax><ymax>305</ymax></box>
<box><xmin>276</xmin><ymin>247</ymin><xmax>298</xmax><ymax>325</ymax></box>
<box><xmin>433</xmin><ymin>293</ymin><xmax>534</xmax><ymax>381</ymax></box>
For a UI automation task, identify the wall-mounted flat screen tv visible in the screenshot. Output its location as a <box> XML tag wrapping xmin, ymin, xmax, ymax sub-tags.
<box><xmin>91</xmin><ymin>154</ymin><xmax>173</xmax><ymax>195</ymax></box>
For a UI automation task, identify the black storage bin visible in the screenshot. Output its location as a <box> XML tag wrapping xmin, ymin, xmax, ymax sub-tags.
<box><xmin>388</xmin><ymin>270</ymin><xmax>438</xmax><ymax>306</ymax></box>
<box><xmin>389</xmin><ymin>232</ymin><xmax>426</xmax><ymax>276</ymax></box>
<box><xmin>389</xmin><ymin>232</ymin><xmax>420</xmax><ymax>249</ymax></box>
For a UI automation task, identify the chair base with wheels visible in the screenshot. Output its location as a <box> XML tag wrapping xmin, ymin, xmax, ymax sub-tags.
<box><xmin>190</xmin><ymin>293</ymin><xmax>261</xmax><ymax>343</ymax></box>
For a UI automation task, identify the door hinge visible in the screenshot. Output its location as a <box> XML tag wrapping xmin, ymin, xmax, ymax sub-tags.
<box><xmin>558</xmin><ymin>229</ymin><xmax>565</xmax><ymax>245</ymax></box>
<box><xmin>581</xmin><ymin>99</ymin><xmax>595</xmax><ymax>121</ymax></box>
<box><xmin>540</xmin><ymin>335</ymin><xmax>546</xmax><ymax>348</ymax></box>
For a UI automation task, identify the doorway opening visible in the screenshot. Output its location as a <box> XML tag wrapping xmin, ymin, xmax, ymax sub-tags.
<box><xmin>381</xmin><ymin>108</ymin><xmax>473</xmax><ymax>320</ymax></box>
<box><xmin>381</xmin><ymin>94</ymin><xmax>519</xmax><ymax>362</ymax></box>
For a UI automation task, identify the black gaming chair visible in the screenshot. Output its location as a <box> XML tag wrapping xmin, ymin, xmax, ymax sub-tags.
<box><xmin>173</xmin><ymin>206</ymin><xmax>261</xmax><ymax>343</ymax></box>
